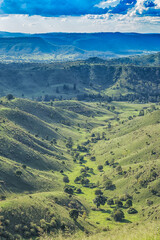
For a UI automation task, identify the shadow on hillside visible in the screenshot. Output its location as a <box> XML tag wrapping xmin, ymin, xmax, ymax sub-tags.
<box><xmin>75</xmin><ymin>221</ymin><xmax>85</xmax><ymax>231</ymax></box>
<box><xmin>100</xmin><ymin>209</ymin><xmax>112</xmax><ymax>214</ymax></box>
<box><xmin>121</xmin><ymin>219</ymin><xmax>132</xmax><ymax>223</ymax></box>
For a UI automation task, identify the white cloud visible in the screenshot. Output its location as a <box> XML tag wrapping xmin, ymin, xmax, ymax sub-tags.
<box><xmin>155</xmin><ymin>0</ymin><xmax>160</xmax><ymax>8</ymax></box>
<box><xmin>0</xmin><ymin>13</ymin><xmax>159</xmax><ymax>33</ymax></box>
<box><xmin>96</xmin><ymin>0</ymin><xmax>120</xmax><ymax>9</ymax></box>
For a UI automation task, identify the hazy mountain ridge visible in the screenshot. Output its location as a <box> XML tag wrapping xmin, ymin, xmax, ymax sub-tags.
<box><xmin>0</xmin><ymin>32</ymin><xmax>160</xmax><ymax>61</ymax></box>
<box><xmin>0</xmin><ymin>32</ymin><xmax>160</xmax><ymax>239</ymax></box>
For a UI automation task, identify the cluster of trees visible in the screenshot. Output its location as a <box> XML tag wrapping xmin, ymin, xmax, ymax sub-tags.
<box><xmin>77</xmin><ymin>93</ymin><xmax>112</xmax><ymax>102</ymax></box>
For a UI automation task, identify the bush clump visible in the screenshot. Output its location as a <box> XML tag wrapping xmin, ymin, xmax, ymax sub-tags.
<box><xmin>127</xmin><ymin>208</ymin><xmax>138</xmax><ymax>214</ymax></box>
<box><xmin>112</xmin><ymin>209</ymin><xmax>125</xmax><ymax>222</ymax></box>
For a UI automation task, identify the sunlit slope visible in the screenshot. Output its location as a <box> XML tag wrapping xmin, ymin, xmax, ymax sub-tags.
<box><xmin>0</xmin><ymin>97</ymin><xmax>114</xmax><ymax>193</ymax></box>
<box><xmin>0</xmin><ymin>98</ymin><xmax>86</xmax><ymax>192</ymax></box>
<box><xmin>89</xmin><ymin>109</ymin><xmax>160</xmax><ymax>220</ymax></box>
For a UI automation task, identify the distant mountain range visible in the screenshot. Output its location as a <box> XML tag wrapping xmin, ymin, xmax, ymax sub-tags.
<box><xmin>0</xmin><ymin>32</ymin><xmax>160</xmax><ymax>62</ymax></box>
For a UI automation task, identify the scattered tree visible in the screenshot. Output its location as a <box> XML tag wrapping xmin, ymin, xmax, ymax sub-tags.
<box><xmin>97</xmin><ymin>165</ymin><xmax>103</xmax><ymax>171</ymax></box>
<box><xmin>112</xmin><ymin>209</ymin><xmax>124</xmax><ymax>222</ymax></box>
<box><xmin>125</xmin><ymin>199</ymin><xmax>132</xmax><ymax>208</ymax></box>
<box><xmin>107</xmin><ymin>198</ymin><xmax>114</xmax><ymax>206</ymax></box>
<box><xmin>64</xmin><ymin>187</ymin><xmax>74</xmax><ymax>195</ymax></box>
<box><xmin>16</xmin><ymin>170</ymin><xmax>22</xmax><ymax>177</ymax></box>
<box><xmin>93</xmin><ymin>195</ymin><xmax>107</xmax><ymax>208</ymax></box>
<box><xmin>69</xmin><ymin>209</ymin><xmax>79</xmax><ymax>221</ymax></box>
<box><xmin>63</xmin><ymin>176</ymin><xmax>70</xmax><ymax>185</ymax></box>
<box><xmin>95</xmin><ymin>189</ymin><xmax>103</xmax><ymax>196</ymax></box>
<box><xmin>6</xmin><ymin>94</ymin><xmax>14</xmax><ymax>100</ymax></box>
<box><xmin>127</xmin><ymin>208</ymin><xmax>138</xmax><ymax>214</ymax></box>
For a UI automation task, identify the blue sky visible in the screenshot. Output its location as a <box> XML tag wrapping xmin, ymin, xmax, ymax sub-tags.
<box><xmin>0</xmin><ymin>0</ymin><xmax>160</xmax><ymax>33</ymax></box>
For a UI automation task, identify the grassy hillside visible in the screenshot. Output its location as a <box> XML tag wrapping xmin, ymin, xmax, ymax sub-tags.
<box><xmin>42</xmin><ymin>221</ymin><xmax>160</xmax><ymax>240</ymax></box>
<box><xmin>0</xmin><ymin>96</ymin><xmax>160</xmax><ymax>239</ymax></box>
<box><xmin>0</xmin><ymin>97</ymin><xmax>115</xmax><ymax>193</ymax></box>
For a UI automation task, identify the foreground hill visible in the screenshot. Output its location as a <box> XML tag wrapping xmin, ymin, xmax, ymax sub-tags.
<box><xmin>0</xmin><ymin>96</ymin><xmax>160</xmax><ymax>239</ymax></box>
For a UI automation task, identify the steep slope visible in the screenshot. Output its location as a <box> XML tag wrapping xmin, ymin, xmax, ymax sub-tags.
<box><xmin>87</xmin><ymin>108</ymin><xmax>160</xmax><ymax>221</ymax></box>
<box><xmin>0</xmin><ymin>98</ymin><xmax>79</xmax><ymax>192</ymax></box>
<box><xmin>0</xmin><ymin>97</ymin><xmax>114</xmax><ymax>193</ymax></box>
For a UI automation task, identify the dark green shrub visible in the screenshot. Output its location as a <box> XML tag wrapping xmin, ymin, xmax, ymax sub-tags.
<box><xmin>6</xmin><ymin>94</ymin><xmax>14</xmax><ymax>100</ymax></box>
<box><xmin>112</xmin><ymin>209</ymin><xmax>124</xmax><ymax>222</ymax></box>
<box><xmin>0</xmin><ymin>195</ymin><xmax>6</xmax><ymax>200</ymax></box>
<box><xmin>127</xmin><ymin>208</ymin><xmax>138</xmax><ymax>214</ymax></box>
<box><xmin>107</xmin><ymin>198</ymin><xmax>114</xmax><ymax>205</ymax></box>
<box><xmin>91</xmin><ymin>156</ymin><xmax>96</xmax><ymax>161</ymax></box>
<box><xmin>81</xmin><ymin>178</ymin><xmax>90</xmax><ymax>186</ymax></box>
<box><xmin>64</xmin><ymin>187</ymin><xmax>74</xmax><ymax>195</ymax></box>
<box><xmin>76</xmin><ymin>188</ymin><xmax>82</xmax><ymax>194</ymax></box>
<box><xmin>95</xmin><ymin>189</ymin><xmax>103</xmax><ymax>196</ymax></box>
<box><xmin>97</xmin><ymin>165</ymin><xmax>103</xmax><ymax>171</ymax></box>
<box><xmin>103</xmin><ymin>179</ymin><xmax>115</xmax><ymax>190</ymax></box>
<box><xmin>16</xmin><ymin>170</ymin><xmax>22</xmax><ymax>177</ymax></box>
<box><xmin>93</xmin><ymin>195</ymin><xmax>107</xmax><ymax>208</ymax></box>
<box><xmin>125</xmin><ymin>199</ymin><xmax>132</xmax><ymax>208</ymax></box>
<box><xmin>63</xmin><ymin>176</ymin><xmax>69</xmax><ymax>184</ymax></box>
<box><xmin>69</xmin><ymin>209</ymin><xmax>79</xmax><ymax>221</ymax></box>
<box><xmin>146</xmin><ymin>199</ymin><xmax>153</xmax><ymax>206</ymax></box>
<box><xmin>105</xmin><ymin>160</ymin><xmax>109</xmax><ymax>165</ymax></box>
<box><xmin>22</xmin><ymin>164</ymin><xmax>27</xmax><ymax>169</ymax></box>
<box><xmin>115</xmin><ymin>200</ymin><xmax>123</xmax><ymax>207</ymax></box>
<box><xmin>74</xmin><ymin>176</ymin><xmax>81</xmax><ymax>183</ymax></box>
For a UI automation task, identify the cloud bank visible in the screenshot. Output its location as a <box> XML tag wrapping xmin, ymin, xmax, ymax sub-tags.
<box><xmin>0</xmin><ymin>0</ymin><xmax>160</xmax><ymax>33</ymax></box>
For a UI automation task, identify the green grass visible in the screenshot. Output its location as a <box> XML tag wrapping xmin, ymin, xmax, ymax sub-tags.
<box><xmin>42</xmin><ymin>221</ymin><xmax>160</xmax><ymax>240</ymax></box>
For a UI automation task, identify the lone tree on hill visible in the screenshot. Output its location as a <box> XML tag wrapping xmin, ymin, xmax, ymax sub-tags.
<box><xmin>6</xmin><ymin>94</ymin><xmax>14</xmax><ymax>100</ymax></box>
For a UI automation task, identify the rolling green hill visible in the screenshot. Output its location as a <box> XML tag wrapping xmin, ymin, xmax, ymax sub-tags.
<box><xmin>0</xmin><ymin>95</ymin><xmax>160</xmax><ymax>239</ymax></box>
